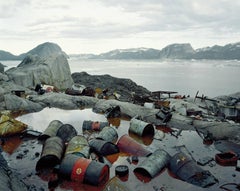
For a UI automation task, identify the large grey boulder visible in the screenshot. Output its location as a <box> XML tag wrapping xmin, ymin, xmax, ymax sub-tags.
<box><xmin>6</xmin><ymin>53</ymin><xmax>73</xmax><ymax>90</ymax></box>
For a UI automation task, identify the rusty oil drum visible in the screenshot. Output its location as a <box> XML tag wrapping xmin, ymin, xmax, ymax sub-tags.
<box><xmin>38</xmin><ymin>120</ymin><xmax>63</xmax><ymax>140</ymax></box>
<box><xmin>129</xmin><ymin>118</ymin><xmax>154</xmax><ymax>137</ymax></box>
<box><xmin>168</xmin><ymin>152</ymin><xmax>218</xmax><ymax>188</ymax></box>
<box><xmin>117</xmin><ymin>134</ymin><xmax>152</xmax><ymax>156</ymax></box>
<box><xmin>134</xmin><ymin>149</ymin><xmax>170</xmax><ymax>178</ymax></box>
<box><xmin>36</xmin><ymin>136</ymin><xmax>65</xmax><ymax>171</ymax></box>
<box><xmin>59</xmin><ymin>154</ymin><xmax>109</xmax><ymax>186</ymax></box>
<box><xmin>96</xmin><ymin>126</ymin><xmax>118</xmax><ymax>143</ymax></box>
<box><xmin>82</xmin><ymin>120</ymin><xmax>109</xmax><ymax>132</ymax></box>
<box><xmin>65</xmin><ymin>135</ymin><xmax>90</xmax><ymax>158</ymax></box>
<box><xmin>89</xmin><ymin>138</ymin><xmax>119</xmax><ymax>156</ymax></box>
<box><xmin>56</xmin><ymin>124</ymin><xmax>78</xmax><ymax>143</ymax></box>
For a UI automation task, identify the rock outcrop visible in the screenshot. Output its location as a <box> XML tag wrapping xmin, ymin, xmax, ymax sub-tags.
<box><xmin>5</xmin><ymin>42</ymin><xmax>73</xmax><ymax>90</ymax></box>
<box><xmin>71</xmin><ymin>72</ymin><xmax>151</xmax><ymax>102</ymax></box>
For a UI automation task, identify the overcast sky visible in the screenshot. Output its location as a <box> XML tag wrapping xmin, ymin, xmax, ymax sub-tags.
<box><xmin>1</xmin><ymin>0</ymin><xmax>240</xmax><ymax>55</ymax></box>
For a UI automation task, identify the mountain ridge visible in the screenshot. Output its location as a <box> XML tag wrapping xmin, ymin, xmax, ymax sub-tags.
<box><xmin>1</xmin><ymin>42</ymin><xmax>240</xmax><ymax>60</ymax></box>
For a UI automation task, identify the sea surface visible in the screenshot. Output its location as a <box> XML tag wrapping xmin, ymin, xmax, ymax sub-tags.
<box><xmin>2</xmin><ymin>58</ymin><xmax>240</xmax><ymax>97</ymax></box>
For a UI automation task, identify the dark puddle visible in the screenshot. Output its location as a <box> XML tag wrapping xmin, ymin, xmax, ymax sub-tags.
<box><xmin>0</xmin><ymin>108</ymin><xmax>239</xmax><ymax>191</ymax></box>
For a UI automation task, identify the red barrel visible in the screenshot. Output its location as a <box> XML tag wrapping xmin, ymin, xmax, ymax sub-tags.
<box><xmin>59</xmin><ymin>154</ymin><xmax>109</xmax><ymax>186</ymax></box>
<box><xmin>117</xmin><ymin>134</ymin><xmax>152</xmax><ymax>156</ymax></box>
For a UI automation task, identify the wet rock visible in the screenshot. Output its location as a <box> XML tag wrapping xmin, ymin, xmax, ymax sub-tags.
<box><xmin>3</xmin><ymin>93</ymin><xmax>43</xmax><ymax>113</ymax></box>
<box><xmin>0</xmin><ymin>150</ymin><xmax>28</xmax><ymax>191</ymax></box>
<box><xmin>28</xmin><ymin>92</ymin><xmax>99</xmax><ymax>109</ymax></box>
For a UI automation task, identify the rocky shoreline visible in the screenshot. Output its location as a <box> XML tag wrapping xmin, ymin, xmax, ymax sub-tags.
<box><xmin>0</xmin><ymin>42</ymin><xmax>240</xmax><ymax>190</ymax></box>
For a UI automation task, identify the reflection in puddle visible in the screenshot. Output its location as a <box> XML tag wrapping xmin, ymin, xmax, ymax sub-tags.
<box><xmin>1</xmin><ymin>108</ymin><xmax>239</xmax><ymax>191</ymax></box>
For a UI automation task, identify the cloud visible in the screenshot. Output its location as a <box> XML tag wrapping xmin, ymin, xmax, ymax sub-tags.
<box><xmin>1</xmin><ymin>0</ymin><xmax>240</xmax><ymax>54</ymax></box>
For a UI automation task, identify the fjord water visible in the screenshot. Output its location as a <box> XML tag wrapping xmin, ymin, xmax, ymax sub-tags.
<box><xmin>69</xmin><ymin>58</ymin><xmax>240</xmax><ymax>97</ymax></box>
<box><xmin>2</xmin><ymin>58</ymin><xmax>240</xmax><ymax>97</ymax></box>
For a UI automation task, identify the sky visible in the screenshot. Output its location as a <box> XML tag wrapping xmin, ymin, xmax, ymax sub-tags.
<box><xmin>1</xmin><ymin>0</ymin><xmax>240</xmax><ymax>55</ymax></box>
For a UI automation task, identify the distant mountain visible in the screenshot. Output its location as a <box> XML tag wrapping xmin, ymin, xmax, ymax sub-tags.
<box><xmin>0</xmin><ymin>50</ymin><xmax>19</xmax><ymax>60</ymax></box>
<box><xmin>97</xmin><ymin>47</ymin><xmax>161</xmax><ymax>59</ymax></box>
<box><xmin>1</xmin><ymin>41</ymin><xmax>240</xmax><ymax>60</ymax></box>
<box><xmin>193</xmin><ymin>42</ymin><xmax>240</xmax><ymax>60</ymax></box>
<box><xmin>0</xmin><ymin>42</ymin><xmax>68</xmax><ymax>61</ymax></box>
<box><xmin>159</xmin><ymin>43</ymin><xmax>195</xmax><ymax>59</ymax></box>
<box><xmin>71</xmin><ymin>42</ymin><xmax>240</xmax><ymax>60</ymax></box>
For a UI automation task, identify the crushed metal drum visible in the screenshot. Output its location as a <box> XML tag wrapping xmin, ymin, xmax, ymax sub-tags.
<box><xmin>59</xmin><ymin>154</ymin><xmax>109</xmax><ymax>186</ymax></box>
<box><xmin>56</xmin><ymin>124</ymin><xmax>78</xmax><ymax>143</ymax></box>
<box><xmin>96</xmin><ymin>126</ymin><xmax>118</xmax><ymax>143</ymax></box>
<box><xmin>38</xmin><ymin>120</ymin><xmax>63</xmax><ymax>140</ymax></box>
<box><xmin>134</xmin><ymin>149</ymin><xmax>170</xmax><ymax>178</ymax></box>
<box><xmin>36</xmin><ymin>136</ymin><xmax>65</xmax><ymax>171</ymax></box>
<box><xmin>65</xmin><ymin>135</ymin><xmax>90</xmax><ymax>158</ymax></box>
<box><xmin>89</xmin><ymin>138</ymin><xmax>119</xmax><ymax>156</ymax></box>
<box><xmin>169</xmin><ymin>152</ymin><xmax>218</xmax><ymax>188</ymax></box>
<box><xmin>129</xmin><ymin>118</ymin><xmax>154</xmax><ymax>137</ymax></box>
<box><xmin>117</xmin><ymin>134</ymin><xmax>152</xmax><ymax>157</ymax></box>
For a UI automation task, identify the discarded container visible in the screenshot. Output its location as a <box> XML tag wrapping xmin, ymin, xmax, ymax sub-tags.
<box><xmin>11</xmin><ymin>90</ymin><xmax>26</xmax><ymax>98</ymax></box>
<box><xmin>155</xmin><ymin>110</ymin><xmax>172</xmax><ymax>123</ymax></box>
<box><xmin>214</xmin><ymin>140</ymin><xmax>240</xmax><ymax>156</ymax></box>
<box><xmin>103</xmin><ymin>176</ymin><xmax>130</xmax><ymax>191</ymax></box>
<box><xmin>0</xmin><ymin>115</ymin><xmax>28</xmax><ymax>137</ymax></box>
<box><xmin>56</xmin><ymin>124</ymin><xmax>78</xmax><ymax>143</ymax></box>
<box><xmin>96</xmin><ymin>126</ymin><xmax>118</xmax><ymax>143</ymax></box>
<box><xmin>104</xmin><ymin>105</ymin><xmax>121</xmax><ymax>118</ymax></box>
<box><xmin>59</xmin><ymin>154</ymin><xmax>109</xmax><ymax>186</ymax></box>
<box><xmin>134</xmin><ymin>149</ymin><xmax>170</xmax><ymax>178</ymax></box>
<box><xmin>129</xmin><ymin>131</ymin><xmax>153</xmax><ymax>146</ymax></box>
<box><xmin>65</xmin><ymin>135</ymin><xmax>90</xmax><ymax>158</ymax></box>
<box><xmin>89</xmin><ymin>139</ymin><xmax>119</xmax><ymax>156</ymax></box>
<box><xmin>115</xmin><ymin>165</ymin><xmax>129</xmax><ymax>181</ymax></box>
<box><xmin>115</xmin><ymin>165</ymin><xmax>129</xmax><ymax>177</ymax></box>
<box><xmin>82</xmin><ymin>120</ymin><xmax>109</xmax><ymax>132</ymax></box>
<box><xmin>215</xmin><ymin>152</ymin><xmax>238</xmax><ymax>166</ymax></box>
<box><xmin>107</xmin><ymin>117</ymin><xmax>121</xmax><ymax>127</ymax></box>
<box><xmin>36</xmin><ymin>136</ymin><xmax>65</xmax><ymax>171</ymax></box>
<box><xmin>117</xmin><ymin>134</ymin><xmax>152</xmax><ymax>157</ymax></box>
<box><xmin>186</xmin><ymin>109</ymin><xmax>202</xmax><ymax>116</ymax></box>
<box><xmin>129</xmin><ymin>118</ymin><xmax>154</xmax><ymax>137</ymax></box>
<box><xmin>38</xmin><ymin>120</ymin><xmax>63</xmax><ymax>140</ymax></box>
<box><xmin>169</xmin><ymin>152</ymin><xmax>218</xmax><ymax>188</ymax></box>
